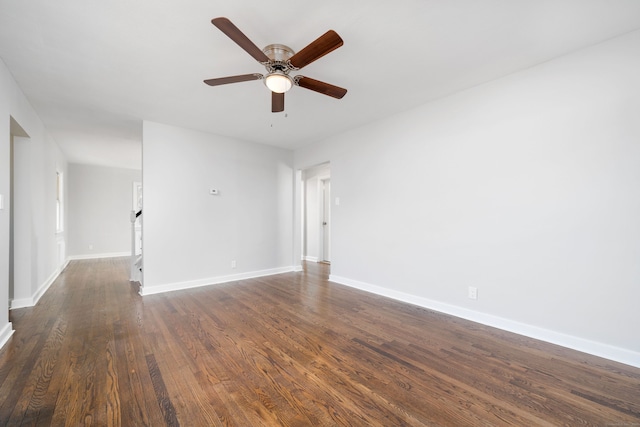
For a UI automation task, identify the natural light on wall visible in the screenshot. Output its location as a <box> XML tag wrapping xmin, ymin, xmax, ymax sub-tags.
<box><xmin>56</xmin><ymin>171</ymin><xmax>64</xmax><ymax>233</ymax></box>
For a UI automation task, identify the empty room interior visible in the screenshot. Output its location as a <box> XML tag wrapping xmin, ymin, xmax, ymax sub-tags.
<box><xmin>0</xmin><ymin>1</ymin><xmax>639</xmax><ymax>425</ymax></box>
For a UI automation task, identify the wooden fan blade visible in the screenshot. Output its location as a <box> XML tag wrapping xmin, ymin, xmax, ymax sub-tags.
<box><xmin>272</xmin><ymin>92</ymin><xmax>284</xmax><ymax>113</ymax></box>
<box><xmin>289</xmin><ymin>30</ymin><xmax>343</xmax><ymax>69</ymax></box>
<box><xmin>204</xmin><ymin>74</ymin><xmax>262</xmax><ymax>86</ymax></box>
<box><xmin>212</xmin><ymin>17</ymin><xmax>269</xmax><ymax>63</ymax></box>
<box><xmin>296</xmin><ymin>76</ymin><xmax>347</xmax><ymax>99</ymax></box>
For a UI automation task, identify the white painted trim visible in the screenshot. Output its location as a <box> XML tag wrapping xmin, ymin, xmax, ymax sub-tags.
<box><xmin>9</xmin><ymin>297</ymin><xmax>33</xmax><ymax>310</ymax></box>
<box><xmin>303</xmin><ymin>255</ymin><xmax>318</xmax><ymax>262</ymax></box>
<box><xmin>317</xmin><ymin>177</ymin><xmax>326</xmax><ymax>263</ymax></box>
<box><xmin>140</xmin><ymin>266</ymin><xmax>296</xmax><ymax>296</ymax></box>
<box><xmin>67</xmin><ymin>251</ymin><xmax>130</xmax><ymax>261</ymax></box>
<box><xmin>10</xmin><ymin>260</ymin><xmax>69</xmax><ymax>310</ymax></box>
<box><xmin>32</xmin><ymin>268</ymin><xmax>61</xmax><ymax>306</ymax></box>
<box><xmin>329</xmin><ymin>274</ymin><xmax>640</xmax><ymax>369</ymax></box>
<box><xmin>0</xmin><ymin>322</ymin><xmax>14</xmax><ymax>349</ymax></box>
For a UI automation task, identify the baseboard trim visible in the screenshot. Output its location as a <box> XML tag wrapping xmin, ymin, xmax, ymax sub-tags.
<box><xmin>10</xmin><ymin>297</ymin><xmax>33</xmax><ymax>310</ymax></box>
<box><xmin>140</xmin><ymin>266</ymin><xmax>296</xmax><ymax>296</ymax></box>
<box><xmin>32</xmin><ymin>268</ymin><xmax>61</xmax><ymax>306</ymax></box>
<box><xmin>303</xmin><ymin>256</ymin><xmax>318</xmax><ymax>262</ymax></box>
<box><xmin>67</xmin><ymin>252</ymin><xmax>130</xmax><ymax>261</ymax></box>
<box><xmin>10</xmin><ymin>261</ymin><xmax>69</xmax><ymax>310</ymax></box>
<box><xmin>0</xmin><ymin>322</ymin><xmax>14</xmax><ymax>349</ymax></box>
<box><xmin>329</xmin><ymin>274</ymin><xmax>640</xmax><ymax>369</ymax></box>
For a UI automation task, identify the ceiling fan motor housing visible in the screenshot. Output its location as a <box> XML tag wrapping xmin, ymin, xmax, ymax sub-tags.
<box><xmin>263</xmin><ymin>44</ymin><xmax>294</xmax><ymax>62</ymax></box>
<box><xmin>262</xmin><ymin>44</ymin><xmax>297</xmax><ymax>73</ymax></box>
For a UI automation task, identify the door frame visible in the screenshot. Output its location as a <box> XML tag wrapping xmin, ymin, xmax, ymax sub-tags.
<box><xmin>319</xmin><ymin>177</ymin><xmax>331</xmax><ymax>262</ymax></box>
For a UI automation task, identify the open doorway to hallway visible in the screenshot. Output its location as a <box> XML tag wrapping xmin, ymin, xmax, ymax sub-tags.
<box><xmin>301</xmin><ymin>162</ymin><xmax>331</xmax><ymax>264</ymax></box>
<box><xmin>8</xmin><ymin>117</ymin><xmax>29</xmax><ymax>309</ymax></box>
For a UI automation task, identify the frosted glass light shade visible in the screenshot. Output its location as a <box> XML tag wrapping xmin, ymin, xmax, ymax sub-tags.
<box><xmin>265</xmin><ymin>72</ymin><xmax>293</xmax><ymax>93</ymax></box>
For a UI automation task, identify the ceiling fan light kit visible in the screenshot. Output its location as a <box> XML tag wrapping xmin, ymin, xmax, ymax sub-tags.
<box><xmin>205</xmin><ymin>17</ymin><xmax>347</xmax><ymax>113</ymax></box>
<box><xmin>265</xmin><ymin>71</ymin><xmax>293</xmax><ymax>93</ymax></box>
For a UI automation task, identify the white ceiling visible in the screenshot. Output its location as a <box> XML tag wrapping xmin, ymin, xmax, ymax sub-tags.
<box><xmin>2</xmin><ymin>0</ymin><xmax>640</xmax><ymax>170</ymax></box>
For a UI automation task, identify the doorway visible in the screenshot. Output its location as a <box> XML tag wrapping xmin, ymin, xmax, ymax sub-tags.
<box><xmin>9</xmin><ymin>117</ymin><xmax>29</xmax><ymax>308</ymax></box>
<box><xmin>320</xmin><ymin>178</ymin><xmax>331</xmax><ymax>263</ymax></box>
<box><xmin>301</xmin><ymin>163</ymin><xmax>331</xmax><ymax>264</ymax></box>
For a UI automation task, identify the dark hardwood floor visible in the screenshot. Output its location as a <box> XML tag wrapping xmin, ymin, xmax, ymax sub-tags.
<box><xmin>1</xmin><ymin>258</ymin><xmax>639</xmax><ymax>426</ymax></box>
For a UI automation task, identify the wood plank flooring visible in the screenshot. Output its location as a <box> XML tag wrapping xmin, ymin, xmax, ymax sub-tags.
<box><xmin>1</xmin><ymin>257</ymin><xmax>639</xmax><ymax>426</ymax></box>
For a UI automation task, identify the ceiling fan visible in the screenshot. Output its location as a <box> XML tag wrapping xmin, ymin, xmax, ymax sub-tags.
<box><xmin>204</xmin><ymin>17</ymin><xmax>347</xmax><ymax>113</ymax></box>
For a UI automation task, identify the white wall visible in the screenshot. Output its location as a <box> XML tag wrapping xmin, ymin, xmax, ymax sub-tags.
<box><xmin>295</xmin><ymin>30</ymin><xmax>640</xmax><ymax>367</ymax></box>
<box><xmin>67</xmin><ymin>163</ymin><xmax>141</xmax><ymax>258</ymax></box>
<box><xmin>0</xmin><ymin>59</ymin><xmax>67</xmax><ymax>322</ymax></box>
<box><xmin>141</xmin><ymin>121</ymin><xmax>294</xmax><ymax>294</ymax></box>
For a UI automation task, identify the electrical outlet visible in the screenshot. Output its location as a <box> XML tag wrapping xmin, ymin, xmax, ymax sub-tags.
<box><xmin>468</xmin><ymin>286</ymin><xmax>478</xmax><ymax>300</ymax></box>
<box><xmin>231</xmin><ymin>260</ymin><xmax>236</xmax><ymax>269</ymax></box>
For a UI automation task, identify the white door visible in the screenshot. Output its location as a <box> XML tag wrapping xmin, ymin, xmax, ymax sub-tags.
<box><xmin>321</xmin><ymin>179</ymin><xmax>331</xmax><ymax>262</ymax></box>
